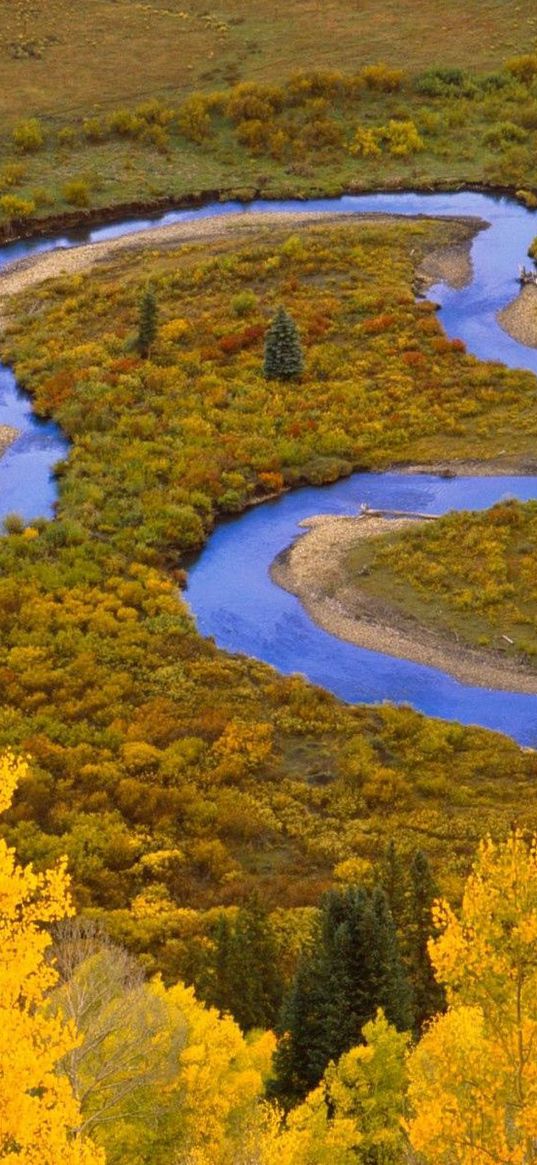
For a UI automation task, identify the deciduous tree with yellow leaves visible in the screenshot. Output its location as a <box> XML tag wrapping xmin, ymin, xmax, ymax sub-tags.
<box><xmin>0</xmin><ymin>751</ymin><xmax>104</xmax><ymax>1164</ymax></box>
<box><xmin>407</xmin><ymin>831</ymin><xmax>537</xmax><ymax>1165</ymax></box>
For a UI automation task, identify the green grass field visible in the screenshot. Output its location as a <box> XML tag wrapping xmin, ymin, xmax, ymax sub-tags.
<box><xmin>1</xmin><ymin>0</ymin><xmax>536</xmax><ymax>127</ymax></box>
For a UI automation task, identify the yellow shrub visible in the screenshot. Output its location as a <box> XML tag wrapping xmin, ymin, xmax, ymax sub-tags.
<box><xmin>160</xmin><ymin>317</ymin><xmax>190</xmax><ymax>342</ymax></box>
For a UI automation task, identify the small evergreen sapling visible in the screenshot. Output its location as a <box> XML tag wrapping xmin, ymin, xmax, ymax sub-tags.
<box><xmin>137</xmin><ymin>286</ymin><xmax>158</xmax><ymax>358</ymax></box>
<box><xmin>263</xmin><ymin>306</ymin><xmax>304</xmax><ymax>380</ymax></box>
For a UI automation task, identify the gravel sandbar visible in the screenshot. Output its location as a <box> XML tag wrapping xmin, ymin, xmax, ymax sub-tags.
<box><xmin>417</xmin><ymin>238</ymin><xmax>474</xmax><ymax>290</ymax></box>
<box><xmin>0</xmin><ymin>424</ymin><xmax>19</xmax><ymax>456</ymax></box>
<box><xmin>272</xmin><ymin>513</ymin><xmax>537</xmax><ymax>694</ymax></box>
<box><xmin>498</xmin><ymin>284</ymin><xmax>537</xmax><ymax>348</ymax></box>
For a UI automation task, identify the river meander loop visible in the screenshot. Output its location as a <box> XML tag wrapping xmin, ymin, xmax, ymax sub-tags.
<box><xmin>2</xmin><ymin>191</ymin><xmax>537</xmax><ymax>741</ymax></box>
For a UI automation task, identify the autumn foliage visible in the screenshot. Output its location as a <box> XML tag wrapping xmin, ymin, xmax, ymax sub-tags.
<box><xmin>1</xmin><ymin>218</ymin><xmax>537</xmax><ymax>989</ymax></box>
<box><xmin>0</xmin><ymin>752</ymin><xmax>103</xmax><ymax>1164</ymax></box>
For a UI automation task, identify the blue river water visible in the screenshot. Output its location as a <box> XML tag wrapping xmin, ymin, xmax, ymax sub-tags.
<box><xmin>187</xmin><ymin>473</ymin><xmax>537</xmax><ymax>744</ymax></box>
<box><xmin>2</xmin><ymin>191</ymin><xmax>537</xmax><ymax>740</ymax></box>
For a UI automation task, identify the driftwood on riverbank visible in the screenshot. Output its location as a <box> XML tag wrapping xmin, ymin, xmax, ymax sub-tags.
<box><xmin>359</xmin><ymin>503</ymin><xmax>439</xmax><ymax>520</ymax></box>
<box><xmin>518</xmin><ymin>265</ymin><xmax>537</xmax><ymax>285</ymax></box>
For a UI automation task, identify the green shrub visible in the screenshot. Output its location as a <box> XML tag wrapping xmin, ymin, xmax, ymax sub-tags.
<box><xmin>350</xmin><ymin>127</ymin><xmax>382</xmax><ymax>158</ymax></box>
<box><xmin>31</xmin><ymin>186</ymin><xmax>54</xmax><ymax>208</ymax></box>
<box><xmin>62</xmin><ymin>179</ymin><xmax>91</xmax><ymax>207</ymax></box>
<box><xmin>361</xmin><ymin>63</ymin><xmax>405</xmax><ymax>92</ymax></box>
<box><xmin>108</xmin><ymin>108</ymin><xmax>144</xmax><ymax>137</ymax></box>
<box><xmin>12</xmin><ymin>118</ymin><xmax>44</xmax><ymax>152</ymax></box>
<box><xmin>506</xmin><ymin>55</ymin><xmax>537</xmax><ymax>85</ymax></box>
<box><xmin>82</xmin><ymin>117</ymin><xmax>106</xmax><ymax>142</ymax></box>
<box><xmin>300</xmin><ymin>117</ymin><xmax>344</xmax><ymax>150</ymax></box>
<box><xmin>3</xmin><ymin>513</ymin><xmax>25</xmax><ymax>534</ymax></box>
<box><xmin>483</xmin><ymin>121</ymin><xmax>528</xmax><ymax>149</ymax></box>
<box><xmin>382</xmin><ymin>119</ymin><xmax>424</xmax><ymax>156</ymax></box>
<box><xmin>415</xmin><ymin>68</ymin><xmax>468</xmax><ymax>97</ymax></box>
<box><xmin>135</xmin><ymin>98</ymin><xmax>174</xmax><ymax>126</ymax></box>
<box><xmin>0</xmin><ymin>162</ymin><xmax>26</xmax><ymax>191</ymax></box>
<box><xmin>478</xmin><ymin>71</ymin><xmax>512</xmax><ymax>93</ymax></box>
<box><xmin>514</xmin><ymin>102</ymin><xmax>537</xmax><ymax>130</ymax></box>
<box><xmin>235</xmin><ymin>119</ymin><xmax>269</xmax><ymax>154</ymax></box>
<box><xmin>141</xmin><ymin>124</ymin><xmax>170</xmax><ymax>153</ymax></box>
<box><xmin>227</xmin><ymin>81</ymin><xmax>284</xmax><ymax>122</ymax></box>
<box><xmin>0</xmin><ymin>194</ymin><xmax>36</xmax><ymax>221</ymax></box>
<box><xmin>177</xmin><ymin>94</ymin><xmax>212</xmax><ymax>144</ymax></box>
<box><xmin>57</xmin><ymin>126</ymin><xmax>77</xmax><ymax>148</ymax></box>
<box><xmin>231</xmin><ymin>291</ymin><xmax>258</xmax><ymax>318</ymax></box>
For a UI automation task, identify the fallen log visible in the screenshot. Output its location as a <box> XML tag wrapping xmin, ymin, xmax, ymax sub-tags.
<box><xmin>359</xmin><ymin>503</ymin><xmax>439</xmax><ymax>520</ymax></box>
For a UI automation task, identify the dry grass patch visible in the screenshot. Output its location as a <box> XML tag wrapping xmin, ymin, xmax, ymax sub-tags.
<box><xmin>0</xmin><ymin>0</ymin><xmax>535</xmax><ymax>127</ymax></box>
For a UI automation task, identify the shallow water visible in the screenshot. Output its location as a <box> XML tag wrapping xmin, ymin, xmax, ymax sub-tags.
<box><xmin>2</xmin><ymin>191</ymin><xmax>537</xmax><ymax>737</ymax></box>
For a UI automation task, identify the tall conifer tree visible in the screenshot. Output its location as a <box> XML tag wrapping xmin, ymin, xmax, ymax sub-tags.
<box><xmin>207</xmin><ymin>896</ymin><xmax>283</xmax><ymax>1032</ymax></box>
<box><xmin>379</xmin><ymin>839</ymin><xmax>407</xmax><ymax>927</ymax></box>
<box><xmin>406</xmin><ymin>850</ymin><xmax>445</xmax><ymax>1029</ymax></box>
<box><xmin>271</xmin><ymin>884</ymin><xmax>413</xmax><ymax>1103</ymax></box>
<box><xmin>263</xmin><ymin>306</ymin><xmax>304</xmax><ymax>380</ymax></box>
<box><xmin>137</xmin><ymin>286</ymin><xmax>158</xmax><ymax>358</ymax></box>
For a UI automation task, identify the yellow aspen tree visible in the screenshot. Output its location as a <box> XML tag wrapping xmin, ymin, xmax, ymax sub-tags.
<box><xmin>0</xmin><ymin>752</ymin><xmax>104</xmax><ymax>1165</ymax></box>
<box><xmin>243</xmin><ymin>1011</ymin><xmax>408</xmax><ymax>1165</ymax></box>
<box><xmin>239</xmin><ymin>1089</ymin><xmax>360</xmax><ymax>1165</ymax></box>
<box><xmin>166</xmin><ymin>981</ymin><xmax>275</xmax><ymax>1165</ymax></box>
<box><xmin>407</xmin><ymin>831</ymin><xmax>537</xmax><ymax>1165</ymax></box>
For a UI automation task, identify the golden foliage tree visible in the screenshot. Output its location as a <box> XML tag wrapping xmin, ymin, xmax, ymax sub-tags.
<box><xmin>0</xmin><ymin>752</ymin><xmax>104</xmax><ymax>1165</ymax></box>
<box><xmin>407</xmin><ymin>831</ymin><xmax>537</xmax><ymax>1164</ymax></box>
<box><xmin>245</xmin><ymin>1010</ymin><xmax>408</xmax><ymax>1165</ymax></box>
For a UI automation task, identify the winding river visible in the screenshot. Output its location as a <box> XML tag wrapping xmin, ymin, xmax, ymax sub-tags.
<box><xmin>3</xmin><ymin>191</ymin><xmax>537</xmax><ymax>742</ymax></box>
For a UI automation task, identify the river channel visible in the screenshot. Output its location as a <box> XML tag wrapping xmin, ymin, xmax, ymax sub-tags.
<box><xmin>2</xmin><ymin>191</ymin><xmax>537</xmax><ymax>741</ymax></box>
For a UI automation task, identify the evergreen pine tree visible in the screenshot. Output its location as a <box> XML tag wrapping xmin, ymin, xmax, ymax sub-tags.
<box><xmin>323</xmin><ymin>886</ymin><xmax>413</xmax><ymax>1063</ymax></box>
<box><xmin>137</xmin><ymin>286</ymin><xmax>158</xmax><ymax>358</ymax></box>
<box><xmin>263</xmin><ymin>306</ymin><xmax>304</xmax><ymax>380</ymax></box>
<box><xmin>379</xmin><ymin>839</ymin><xmax>408</xmax><ymax>928</ymax></box>
<box><xmin>406</xmin><ymin>850</ymin><xmax>445</xmax><ymax>1030</ymax></box>
<box><xmin>207</xmin><ymin>897</ymin><xmax>283</xmax><ymax>1032</ymax></box>
<box><xmin>271</xmin><ymin>884</ymin><xmax>414</xmax><ymax>1103</ymax></box>
<box><xmin>270</xmin><ymin>937</ymin><xmax>328</xmax><ymax>1105</ymax></box>
<box><xmin>211</xmin><ymin>913</ymin><xmax>234</xmax><ymax>1011</ymax></box>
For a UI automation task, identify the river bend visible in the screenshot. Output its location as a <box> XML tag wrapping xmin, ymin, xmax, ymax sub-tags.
<box><xmin>2</xmin><ymin>191</ymin><xmax>537</xmax><ymax>741</ymax></box>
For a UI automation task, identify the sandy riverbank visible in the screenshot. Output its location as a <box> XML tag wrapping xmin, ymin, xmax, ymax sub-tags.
<box><xmin>0</xmin><ymin>210</ymin><xmax>482</xmax><ymax>324</ymax></box>
<box><xmin>416</xmin><ymin>237</ymin><xmax>475</xmax><ymax>290</ymax></box>
<box><xmin>398</xmin><ymin>453</ymin><xmax>537</xmax><ymax>475</ymax></box>
<box><xmin>0</xmin><ymin>424</ymin><xmax>19</xmax><ymax>455</ymax></box>
<box><xmin>272</xmin><ymin>512</ymin><xmax>537</xmax><ymax>694</ymax></box>
<box><xmin>498</xmin><ymin>283</ymin><xmax>537</xmax><ymax>348</ymax></box>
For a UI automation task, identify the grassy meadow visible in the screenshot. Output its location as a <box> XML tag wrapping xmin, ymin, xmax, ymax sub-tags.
<box><xmin>3</xmin><ymin>35</ymin><xmax>537</xmax><ymax>233</ymax></box>
<box><xmin>1</xmin><ymin>0</ymin><xmax>535</xmax><ymax>127</ymax></box>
